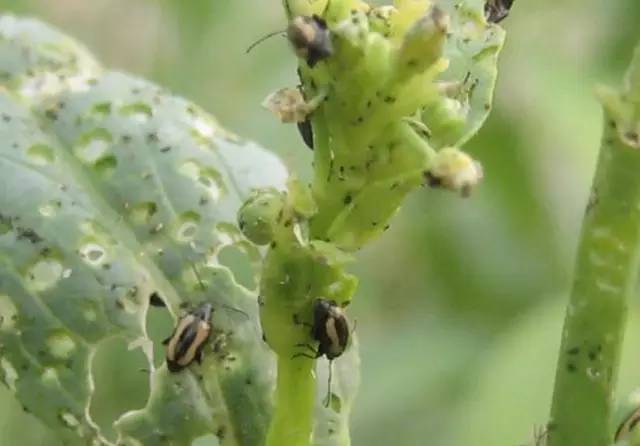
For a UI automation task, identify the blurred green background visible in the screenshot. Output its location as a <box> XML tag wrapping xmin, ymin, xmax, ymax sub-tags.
<box><xmin>2</xmin><ymin>1</ymin><xmax>640</xmax><ymax>445</ymax></box>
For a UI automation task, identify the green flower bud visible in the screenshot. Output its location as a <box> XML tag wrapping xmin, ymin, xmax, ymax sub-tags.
<box><xmin>238</xmin><ymin>188</ymin><xmax>286</xmax><ymax>245</ymax></box>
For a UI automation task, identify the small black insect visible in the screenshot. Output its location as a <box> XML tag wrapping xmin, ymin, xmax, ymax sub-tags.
<box><xmin>163</xmin><ymin>303</ymin><xmax>213</xmax><ymax>372</ymax></box>
<box><xmin>484</xmin><ymin>0</ymin><xmax>515</xmax><ymax>24</ymax></box>
<box><xmin>287</xmin><ymin>15</ymin><xmax>333</xmax><ymax>68</ymax></box>
<box><xmin>297</xmin><ymin>118</ymin><xmax>314</xmax><ymax>150</ymax></box>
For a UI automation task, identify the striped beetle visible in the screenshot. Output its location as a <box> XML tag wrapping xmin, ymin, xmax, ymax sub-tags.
<box><xmin>162</xmin><ymin>303</ymin><xmax>214</xmax><ymax>373</ymax></box>
<box><xmin>615</xmin><ymin>406</ymin><xmax>640</xmax><ymax>443</ymax></box>
<box><xmin>311</xmin><ymin>298</ymin><xmax>350</xmax><ymax>360</ymax></box>
<box><xmin>294</xmin><ymin>298</ymin><xmax>351</xmax><ymax>407</ymax></box>
<box><xmin>287</xmin><ymin>15</ymin><xmax>333</xmax><ymax>68</ymax></box>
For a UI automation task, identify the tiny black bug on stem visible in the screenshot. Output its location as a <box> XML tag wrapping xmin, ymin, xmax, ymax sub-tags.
<box><xmin>297</xmin><ymin>118</ymin><xmax>314</xmax><ymax>150</ymax></box>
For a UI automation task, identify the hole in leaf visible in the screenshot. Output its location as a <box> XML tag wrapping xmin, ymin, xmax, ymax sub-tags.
<box><xmin>90</xmin><ymin>102</ymin><xmax>112</xmax><ymax>117</ymax></box>
<box><xmin>179</xmin><ymin>160</ymin><xmax>200</xmax><ymax>180</ymax></box>
<box><xmin>39</xmin><ymin>200</ymin><xmax>61</xmax><ymax>218</ymax></box>
<box><xmin>90</xmin><ymin>337</ymin><xmax>150</xmax><ymax>442</ymax></box>
<box><xmin>145</xmin><ymin>301</ymin><xmax>174</xmax><ymax>369</ymax></box>
<box><xmin>75</xmin><ymin>128</ymin><xmax>112</xmax><ymax>164</ymax></box>
<box><xmin>0</xmin><ymin>295</ymin><xmax>18</xmax><ymax>332</ymax></box>
<box><xmin>120</xmin><ymin>102</ymin><xmax>153</xmax><ymax>122</ymax></box>
<box><xmin>217</xmin><ymin>244</ymin><xmax>255</xmax><ymax>290</ymax></box>
<box><xmin>115</xmin><ymin>286</ymin><xmax>142</xmax><ymax>315</ymax></box>
<box><xmin>130</xmin><ymin>201</ymin><xmax>158</xmax><ymax>225</ymax></box>
<box><xmin>79</xmin><ymin>242</ymin><xmax>107</xmax><ymax>266</ymax></box>
<box><xmin>192</xmin><ymin>116</ymin><xmax>215</xmax><ymax>139</ymax></box>
<box><xmin>214</xmin><ymin>222</ymin><xmax>241</xmax><ymax>247</ymax></box>
<box><xmin>46</xmin><ymin>329</ymin><xmax>76</xmax><ymax>359</ymax></box>
<box><xmin>40</xmin><ymin>367</ymin><xmax>59</xmax><ymax>387</ymax></box>
<box><xmin>94</xmin><ymin>155</ymin><xmax>117</xmax><ymax>177</ymax></box>
<box><xmin>27</xmin><ymin>144</ymin><xmax>55</xmax><ymax>166</ymax></box>
<box><xmin>179</xmin><ymin>161</ymin><xmax>225</xmax><ymax>202</ymax></box>
<box><xmin>174</xmin><ymin>211</ymin><xmax>201</xmax><ymax>243</ymax></box>
<box><xmin>0</xmin><ymin>357</ymin><xmax>18</xmax><ymax>391</ymax></box>
<box><xmin>59</xmin><ymin>411</ymin><xmax>80</xmax><ymax>428</ymax></box>
<box><xmin>149</xmin><ymin>292</ymin><xmax>166</xmax><ymax>308</ymax></box>
<box><xmin>327</xmin><ymin>392</ymin><xmax>342</xmax><ymax>413</ymax></box>
<box><xmin>198</xmin><ymin>167</ymin><xmax>225</xmax><ymax>202</ymax></box>
<box><xmin>82</xmin><ymin>302</ymin><xmax>98</xmax><ymax>322</ymax></box>
<box><xmin>192</xmin><ymin>434</ymin><xmax>220</xmax><ymax>446</ymax></box>
<box><xmin>0</xmin><ymin>214</ymin><xmax>12</xmax><ymax>235</ymax></box>
<box><xmin>25</xmin><ymin>258</ymin><xmax>63</xmax><ymax>292</ymax></box>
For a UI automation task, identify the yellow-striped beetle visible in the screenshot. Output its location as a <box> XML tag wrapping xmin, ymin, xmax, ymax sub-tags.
<box><xmin>311</xmin><ymin>298</ymin><xmax>350</xmax><ymax>360</ymax></box>
<box><xmin>294</xmin><ymin>298</ymin><xmax>351</xmax><ymax>360</ymax></box>
<box><xmin>163</xmin><ymin>303</ymin><xmax>213</xmax><ymax>373</ymax></box>
<box><xmin>287</xmin><ymin>15</ymin><xmax>333</xmax><ymax>68</ymax></box>
<box><xmin>294</xmin><ymin>299</ymin><xmax>351</xmax><ymax>407</ymax></box>
<box><xmin>615</xmin><ymin>406</ymin><xmax>640</xmax><ymax>443</ymax></box>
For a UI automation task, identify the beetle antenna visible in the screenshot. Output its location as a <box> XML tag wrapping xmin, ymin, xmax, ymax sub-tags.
<box><xmin>246</xmin><ymin>30</ymin><xmax>286</xmax><ymax>54</ymax></box>
<box><xmin>190</xmin><ymin>262</ymin><xmax>249</xmax><ymax>319</ymax></box>
<box><xmin>190</xmin><ymin>263</ymin><xmax>207</xmax><ymax>291</ymax></box>
<box><xmin>220</xmin><ymin>303</ymin><xmax>249</xmax><ymax>319</ymax></box>
<box><xmin>323</xmin><ymin>360</ymin><xmax>334</xmax><ymax>408</ymax></box>
<box><xmin>322</xmin><ymin>0</ymin><xmax>333</xmax><ymax>17</ymax></box>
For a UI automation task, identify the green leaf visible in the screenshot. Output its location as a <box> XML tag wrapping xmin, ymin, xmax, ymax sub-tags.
<box><xmin>0</xmin><ymin>14</ymin><xmax>289</xmax><ymax>446</ymax></box>
<box><xmin>422</xmin><ymin>0</ymin><xmax>505</xmax><ymax>148</ymax></box>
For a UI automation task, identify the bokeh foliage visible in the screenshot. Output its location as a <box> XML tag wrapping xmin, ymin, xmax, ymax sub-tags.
<box><xmin>1</xmin><ymin>1</ymin><xmax>640</xmax><ymax>445</ymax></box>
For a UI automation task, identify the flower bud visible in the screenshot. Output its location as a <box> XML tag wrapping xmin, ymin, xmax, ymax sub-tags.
<box><xmin>425</xmin><ymin>147</ymin><xmax>483</xmax><ymax>196</ymax></box>
<box><xmin>238</xmin><ymin>188</ymin><xmax>286</xmax><ymax>245</ymax></box>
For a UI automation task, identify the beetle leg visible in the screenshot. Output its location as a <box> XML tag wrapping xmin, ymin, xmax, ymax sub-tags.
<box><xmin>195</xmin><ymin>348</ymin><xmax>204</xmax><ymax>364</ymax></box>
<box><xmin>291</xmin><ymin>352</ymin><xmax>316</xmax><ymax>360</ymax></box>
<box><xmin>322</xmin><ymin>360</ymin><xmax>334</xmax><ymax>408</ymax></box>
<box><xmin>292</xmin><ymin>343</ymin><xmax>319</xmax><ymax>360</ymax></box>
<box><xmin>294</xmin><ymin>343</ymin><xmax>317</xmax><ymax>353</ymax></box>
<box><xmin>293</xmin><ymin>313</ymin><xmax>313</xmax><ymax>328</ymax></box>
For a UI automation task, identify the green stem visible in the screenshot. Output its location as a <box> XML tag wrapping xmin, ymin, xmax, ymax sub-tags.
<box><xmin>548</xmin><ymin>45</ymin><xmax>640</xmax><ymax>446</ymax></box>
<box><xmin>266</xmin><ymin>357</ymin><xmax>315</xmax><ymax>446</ymax></box>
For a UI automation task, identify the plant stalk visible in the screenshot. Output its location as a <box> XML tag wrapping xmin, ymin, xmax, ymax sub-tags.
<box><xmin>266</xmin><ymin>357</ymin><xmax>315</xmax><ymax>446</ymax></box>
<box><xmin>548</xmin><ymin>44</ymin><xmax>640</xmax><ymax>446</ymax></box>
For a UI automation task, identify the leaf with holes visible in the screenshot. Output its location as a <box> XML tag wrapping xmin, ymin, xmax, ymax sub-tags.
<box><xmin>421</xmin><ymin>0</ymin><xmax>505</xmax><ymax>149</ymax></box>
<box><xmin>0</xmin><ymin>14</ymin><xmax>288</xmax><ymax>446</ymax></box>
